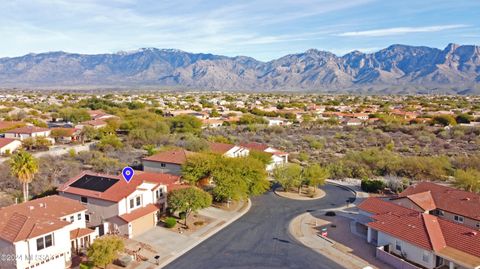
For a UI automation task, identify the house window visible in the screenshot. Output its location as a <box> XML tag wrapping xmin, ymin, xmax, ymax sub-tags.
<box><xmin>77</xmin><ymin>213</ymin><xmax>82</xmax><ymax>220</ymax></box>
<box><xmin>395</xmin><ymin>240</ymin><xmax>402</xmax><ymax>252</ymax></box>
<box><xmin>129</xmin><ymin>199</ymin><xmax>134</xmax><ymax>209</ymax></box>
<box><xmin>160</xmin><ymin>188</ymin><xmax>164</xmax><ymax>197</ymax></box>
<box><xmin>438</xmin><ymin>210</ymin><xmax>444</xmax><ymax>216</ymax></box>
<box><xmin>136</xmin><ymin>196</ymin><xmax>141</xmax><ymax>206</ymax></box>
<box><xmin>85</xmin><ymin>214</ymin><xmax>90</xmax><ymax>222</ymax></box>
<box><xmin>70</xmin><ymin>216</ymin><xmax>74</xmax><ymax>222</ymax></box>
<box><xmin>454</xmin><ymin>215</ymin><xmax>464</xmax><ymax>223</ymax></box>
<box><xmin>156</xmin><ymin>188</ymin><xmax>164</xmax><ymax>199</ymax></box>
<box><xmin>476</xmin><ymin>222</ymin><xmax>480</xmax><ymax>229</ymax></box>
<box><xmin>422</xmin><ymin>251</ymin><xmax>429</xmax><ymax>263</ymax></box>
<box><xmin>81</xmin><ymin>196</ymin><xmax>88</xmax><ymax>204</ymax></box>
<box><xmin>160</xmin><ymin>163</ymin><xmax>166</xmax><ymax>168</ymax></box>
<box><xmin>36</xmin><ymin>234</ymin><xmax>53</xmax><ymax>251</ymax></box>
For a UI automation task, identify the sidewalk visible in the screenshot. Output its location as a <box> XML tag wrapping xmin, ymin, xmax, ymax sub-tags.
<box><xmin>289</xmin><ymin>212</ymin><xmax>374</xmax><ymax>269</ymax></box>
<box><xmin>126</xmin><ymin>199</ymin><xmax>251</xmax><ymax>269</ymax></box>
<box><xmin>326</xmin><ymin>179</ymin><xmax>369</xmax><ymax>213</ymax></box>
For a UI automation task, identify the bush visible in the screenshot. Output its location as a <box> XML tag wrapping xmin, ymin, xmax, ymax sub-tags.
<box><xmin>79</xmin><ymin>263</ymin><xmax>93</xmax><ymax>269</ymax></box>
<box><xmin>179</xmin><ymin>212</ymin><xmax>187</xmax><ymax>220</ymax></box>
<box><xmin>164</xmin><ymin>217</ymin><xmax>177</xmax><ymax>228</ymax></box>
<box><xmin>361</xmin><ymin>179</ymin><xmax>385</xmax><ymax>193</ymax></box>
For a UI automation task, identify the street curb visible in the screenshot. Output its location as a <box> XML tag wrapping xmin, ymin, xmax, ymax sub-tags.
<box><xmin>156</xmin><ymin>198</ymin><xmax>252</xmax><ymax>268</ymax></box>
<box><xmin>326</xmin><ymin>180</ymin><xmax>358</xmax><ymax>200</ymax></box>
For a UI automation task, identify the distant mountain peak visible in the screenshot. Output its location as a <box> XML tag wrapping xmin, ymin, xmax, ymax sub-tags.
<box><xmin>0</xmin><ymin>44</ymin><xmax>478</xmax><ymax>94</ymax></box>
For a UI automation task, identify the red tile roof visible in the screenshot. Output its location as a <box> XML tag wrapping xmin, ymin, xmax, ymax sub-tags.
<box><xmin>0</xmin><ymin>195</ymin><xmax>86</xmax><ymax>242</ymax></box>
<box><xmin>401</xmin><ymin>191</ymin><xmax>437</xmax><ymax>211</ymax></box>
<box><xmin>362</xmin><ymin>197</ymin><xmax>480</xmax><ymax>260</ymax></box>
<box><xmin>5</xmin><ymin>126</ymin><xmax>49</xmax><ymax>134</ymax></box>
<box><xmin>142</xmin><ymin>149</ymin><xmax>194</xmax><ymax>165</ymax></box>
<box><xmin>80</xmin><ymin>119</ymin><xmax>107</xmax><ymax>126</ymax></box>
<box><xmin>0</xmin><ymin>138</ymin><xmax>19</xmax><ymax>148</ymax></box>
<box><xmin>118</xmin><ymin>204</ymin><xmax>160</xmax><ymax>223</ymax></box>
<box><xmin>399</xmin><ymin>182</ymin><xmax>480</xmax><ymax>221</ymax></box>
<box><xmin>240</xmin><ymin>142</ymin><xmax>269</xmax><ymax>151</ymax></box>
<box><xmin>0</xmin><ymin>121</ymin><xmax>24</xmax><ymax>131</ymax></box>
<box><xmin>208</xmin><ymin>142</ymin><xmax>235</xmax><ymax>154</ymax></box>
<box><xmin>58</xmin><ymin>171</ymin><xmax>181</xmax><ymax>202</ymax></box>
<box><xmin>51</xmin><ymin>127</ymin><xmax>79</xmax><ymax>136</ymax></box>
<box><xmin>70</xmin><ymin>227</ymin><xmax>95</xmax><ymax>239</ymax></box>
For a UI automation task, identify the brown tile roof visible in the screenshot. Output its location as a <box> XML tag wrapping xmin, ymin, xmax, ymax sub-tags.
<box><xmin>142</xmin><ymin>149</ymin><xmax>194</xmax><ymax>165</ymax></box>
<box><xmin>401</xmin><ymin>191</ymin><xmax>437</xmax><ymax>211</ymax></box>
<box><xmin>0</xmin><ymin>195</ymin><xmax>86</xmax><ymax>242</ymax></box>
<box><xmin>0</xmin><ymin>138</ymin><xmax>19</xmax><ymax>148</ymax></box>
<box><xmin>240</xmin><ymin>142</ymin><xmax>269</xmax><ymax>151</ymax></box>
<box><xmin>0</xmin><ymin>121</ymin><xmax>24</xmax><ymax>131</ymax></box>
<box><xmin>80</xmin><ymin>119</ymin><xmax>107</xmax><ymax>126</ymax></box>
<box><xmin>399</xmin><ymin>182</ymin><xmax>480</xmax><ymax>221</ymax></box>
<box><xmin>5</xmin><ymin>126</ymin><xmax>49</xmax><ymax>134</ymax></box>
<box><xmin>70</xmin><ymin>227</ymin><xmax>95</xmax><ymax>239</ymax></box>
<box><xmin>51</xmin><ymin>127</ymin><xmax>79</xmax><ymax>136</ymax></box>
<box><xmin>208</xmin><ymin>142</ymin><xmax>235</xmax><ymax>154</ymax></box>
<box><xmin>118</xmin><ymin>204</ymin><xmax>160</xmax><ymax>223</ymax></box>
<box><xmin>363</xmin><ymin>197</ymin><xmax>480</xmax><ymax>261</ymax></box>
<box><xmin>58</xmin><ymin>171</ymin><xmax>181</xmax><ymax>202</ymax></box>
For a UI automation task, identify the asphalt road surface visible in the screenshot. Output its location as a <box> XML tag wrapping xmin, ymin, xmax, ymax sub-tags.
<box><xmin>164</xmin><ymin>184</ymin><xmax>355</xmax><ymax>269</ymax></box>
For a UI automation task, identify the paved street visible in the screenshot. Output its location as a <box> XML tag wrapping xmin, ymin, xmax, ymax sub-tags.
<box><xmin>165</xmin><ymin>184</ymin><xmax>354</xmax><ymax>269</ymax></box>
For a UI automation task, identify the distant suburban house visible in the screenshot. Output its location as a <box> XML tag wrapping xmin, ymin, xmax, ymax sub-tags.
<box><xmin>50</xmin><ymin>128</ymin><xmax>81</xmax><ymax>143</ymax></box>
<box><xmin>356</xmin><ymin>182</ymin><xmax>480</xmax><ymax>269</ymax></box>
<box><xmin>0</xmin><ymin>121</ymin><xmax>25</xmax><ymax>133</ymax></box>
<box><xmin>0</xmin><ymin>138</ymin><xmax>22</xmax><ymax>154</ymax></box>
<box><xmin>58</xmin><ymin>171</ymin><xmax>182</xmax><ymax>239</ymax></box>
<box><xmin>87</xmin><ymin>109</ymin><xmax>118</xmax><ymax>121</ymax></box>
<box><xmin>142</xmin><ymin>149</ymin><xmax>195</xmax><ymax>175</ymax></box>
<box><xmin>266</xmin><ymin>117</ymin><xmax>291</xmax><ymax>127</ymax></box>
<box><xmin>202</xmin><ymin>119</ymin><xmax>224</xmax><ymax>128</ymax></box>
<box><xmin>0</xmin><ymin>195</ymin><xmax>95</xmax><ymax>269</ymax></box>
<box><xmin>240</xmin><ymin>142</ymin><xmax>289</xmax><ymax>171</ymax></box>
<box><xmin>75</xmin><ymin>119</ymin><xmax>107</xmax><ymax>129</ymax></box>
<box><xmin>208</xmin><ymin>142</ymin><xmax>249</xmax><ymax>157</ymax></box>
<box><xmin>343</xmin><ymin>118</ymin><xmax>363</xmax><ymax>126</ymax></box>
<box><xmin>4</xmin><ymin>126</ymin><xmax>52</xmax><ymax>141</ymax></box>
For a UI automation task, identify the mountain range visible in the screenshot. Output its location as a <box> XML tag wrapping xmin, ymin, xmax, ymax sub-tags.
<box><xmin>0</xmin><ymin>44</ymin><xmax>479</xmax><ymax>94</ymax></box>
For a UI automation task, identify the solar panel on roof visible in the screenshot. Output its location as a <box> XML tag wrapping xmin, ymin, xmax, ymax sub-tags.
<box><xmin>70</xmin><ymin>175</ymin><xmax>119</xmax><ymax>192</ymax></box>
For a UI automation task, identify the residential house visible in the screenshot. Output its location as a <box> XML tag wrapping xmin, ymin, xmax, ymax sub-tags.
<box><xmin>240</xmin><ymin>142</ymin><xmax>289</xmax><ymax>171</ymax></box>
<box><xmin>87</xmin><ymin>110</ymin><xmax>117</xmax><ymax>121</ymax></box>
<box><xmin>75</xmin><ymin>119</ymin><xmax>107</xmax><ymax>129</ymax></box>
<box><xmin>202</xmin><ymin>119</ymin><xmax>224</xmax><ymax>129</ymax></box>
<box><xmin>4</xmin><ymin>126</ymin><xmax>52</xmax><ymax>141</ymax></box>
<box><xmin>392</xmin><ymin>182</ymin><xmax>480</xmax><ymax>230</ymax></box>
<box><xmin>358</xmin><ymin>197</ymin><xmax>480</xmax><ymax>269</ymax></box>
<box><xmin>0</xmin><ymin>121</ymin><xmax>25</xmax><ymax>133</ymax></box>
<box><xmin>266</xmin><ymin>117</ymin><xmax>292</xmax><ymax>127</ymax></box>
<box><xmin>208</xmin><ymin>142</ymin><xmax>249</xmax><ymax>157</ymax></box>
<box><xmin>142</xmin><ymin>149</ymin><xmax>195</xmax><ymax>175</ymax></box>
<box><xmin>58</xmin><ymin>171</ymin><xmax>182</xmax><ymax>239</ymax></box>
<box><xmin>0</xmin><ymin>195</ymin><xmax>95</xmax><ymax>269</ymax></box>
<box><xmin>50</xmin><ymin>128</ymin><xmax>81</xmax><ymax>143</ymax></box>
<box><xmin>0</xmin><ymin>138</ymin><xmax>22</xmax><ymax>155</ymax></box>
<box><xmin>343</xmin><ymin>118</ymin><xmax>363</xmax><ymax>126</ymax></box>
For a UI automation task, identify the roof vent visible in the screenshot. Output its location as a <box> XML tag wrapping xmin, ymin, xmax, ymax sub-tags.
<box><xmin>463</xmin><ymin>197</ymin><xmax>471</xmax><ymax>201</ymax></box>
<box><xmin>467</xmin><ymin>231</ymin><xmax>477</xmax><ymax>236</ymax></box>
<box><xmin>29</xmin><ymin>206</ymin><xmax>34</xmax><ymax>210</ymax></box>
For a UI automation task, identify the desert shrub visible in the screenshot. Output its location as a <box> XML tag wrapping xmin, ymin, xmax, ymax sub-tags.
<box><xmin>361</xmin><ymin>179</ymin><xmax>385</xmax><ymax>193</ymax></box>
<box><xmin>164</xmin><ymin>217</ymin><xmax>177</xmax><ymax>228</ymax></box>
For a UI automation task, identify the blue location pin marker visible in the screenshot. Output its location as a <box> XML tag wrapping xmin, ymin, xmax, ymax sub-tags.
<box><xmin>122</xmin><ymin>167</ymin><xmax>134</xmax><ymax>183</ymax></box>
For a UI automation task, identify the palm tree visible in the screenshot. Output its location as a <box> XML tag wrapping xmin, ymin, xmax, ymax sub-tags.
<box><xmin>9</xmin><ymin>151</ymin><xmax>39</xmax><ymax>202</ymax></box>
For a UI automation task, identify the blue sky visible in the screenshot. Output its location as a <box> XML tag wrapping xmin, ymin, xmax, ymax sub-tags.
<box><xmin>0</xmin><ymin>0</ymin><xmax>479</xmax><ymax>61</ymax></box>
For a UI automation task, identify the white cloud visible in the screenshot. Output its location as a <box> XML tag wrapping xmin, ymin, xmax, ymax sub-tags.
<box><xmin>337</xmin><ymin>24</ymin><xmax>468</xmax><ymax>37</ymax></box>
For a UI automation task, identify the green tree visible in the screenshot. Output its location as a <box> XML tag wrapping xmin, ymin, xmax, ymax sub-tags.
<box><xmin>87</xmin><ymin>236</ymin><xmax>124</xmax><ymax>268</ymax></box>
<box><xmin>273</xmin><ymin>163</ymin><xmax>303</xmax><ymax>193</ymax></box>
<box><xmin>432</xmin><ymin>115</ymin><xmax>457</xmax><ymax>126</ymax></box>
<box><xmin>170</xmin><ymin>115</ymin><xmax>202</xmax><ymax>134</ymax></box>
<box><xmin>167</xmin><ymin>187</ymin><xmax>212</xmax><ymax>228</ymax></box>
<box><xmin>97</xmin><ymin>134</ymin><xmax>123</xmax><ymax>151</ymax></box>
<box><xmin>304</xmin><ymin>164</ymin><xmax>329</xmax><ymax>192</ymax></box>
<box><xmin>22</xmin><ymin>137</ymin><xmax>36</xmax><ymax>151</ymax></box>
<box><xmin>9</xmin><ymin>151</ymin><xmax>39</xmax><ymax>202</ymax></box>
<box><xmin>79</xmin><ymin>126</ymin><xmax>97</xmax><ymax>144</ymax></box>
<box><xmin>454</xmin><ymin>168</ymin><xmax>480</xmax><ymax>193</ymax></box>
<box><xmin>248</xmin><ymin>150</ymin><xmax>272</xmax><ymax>168</ymax></box>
